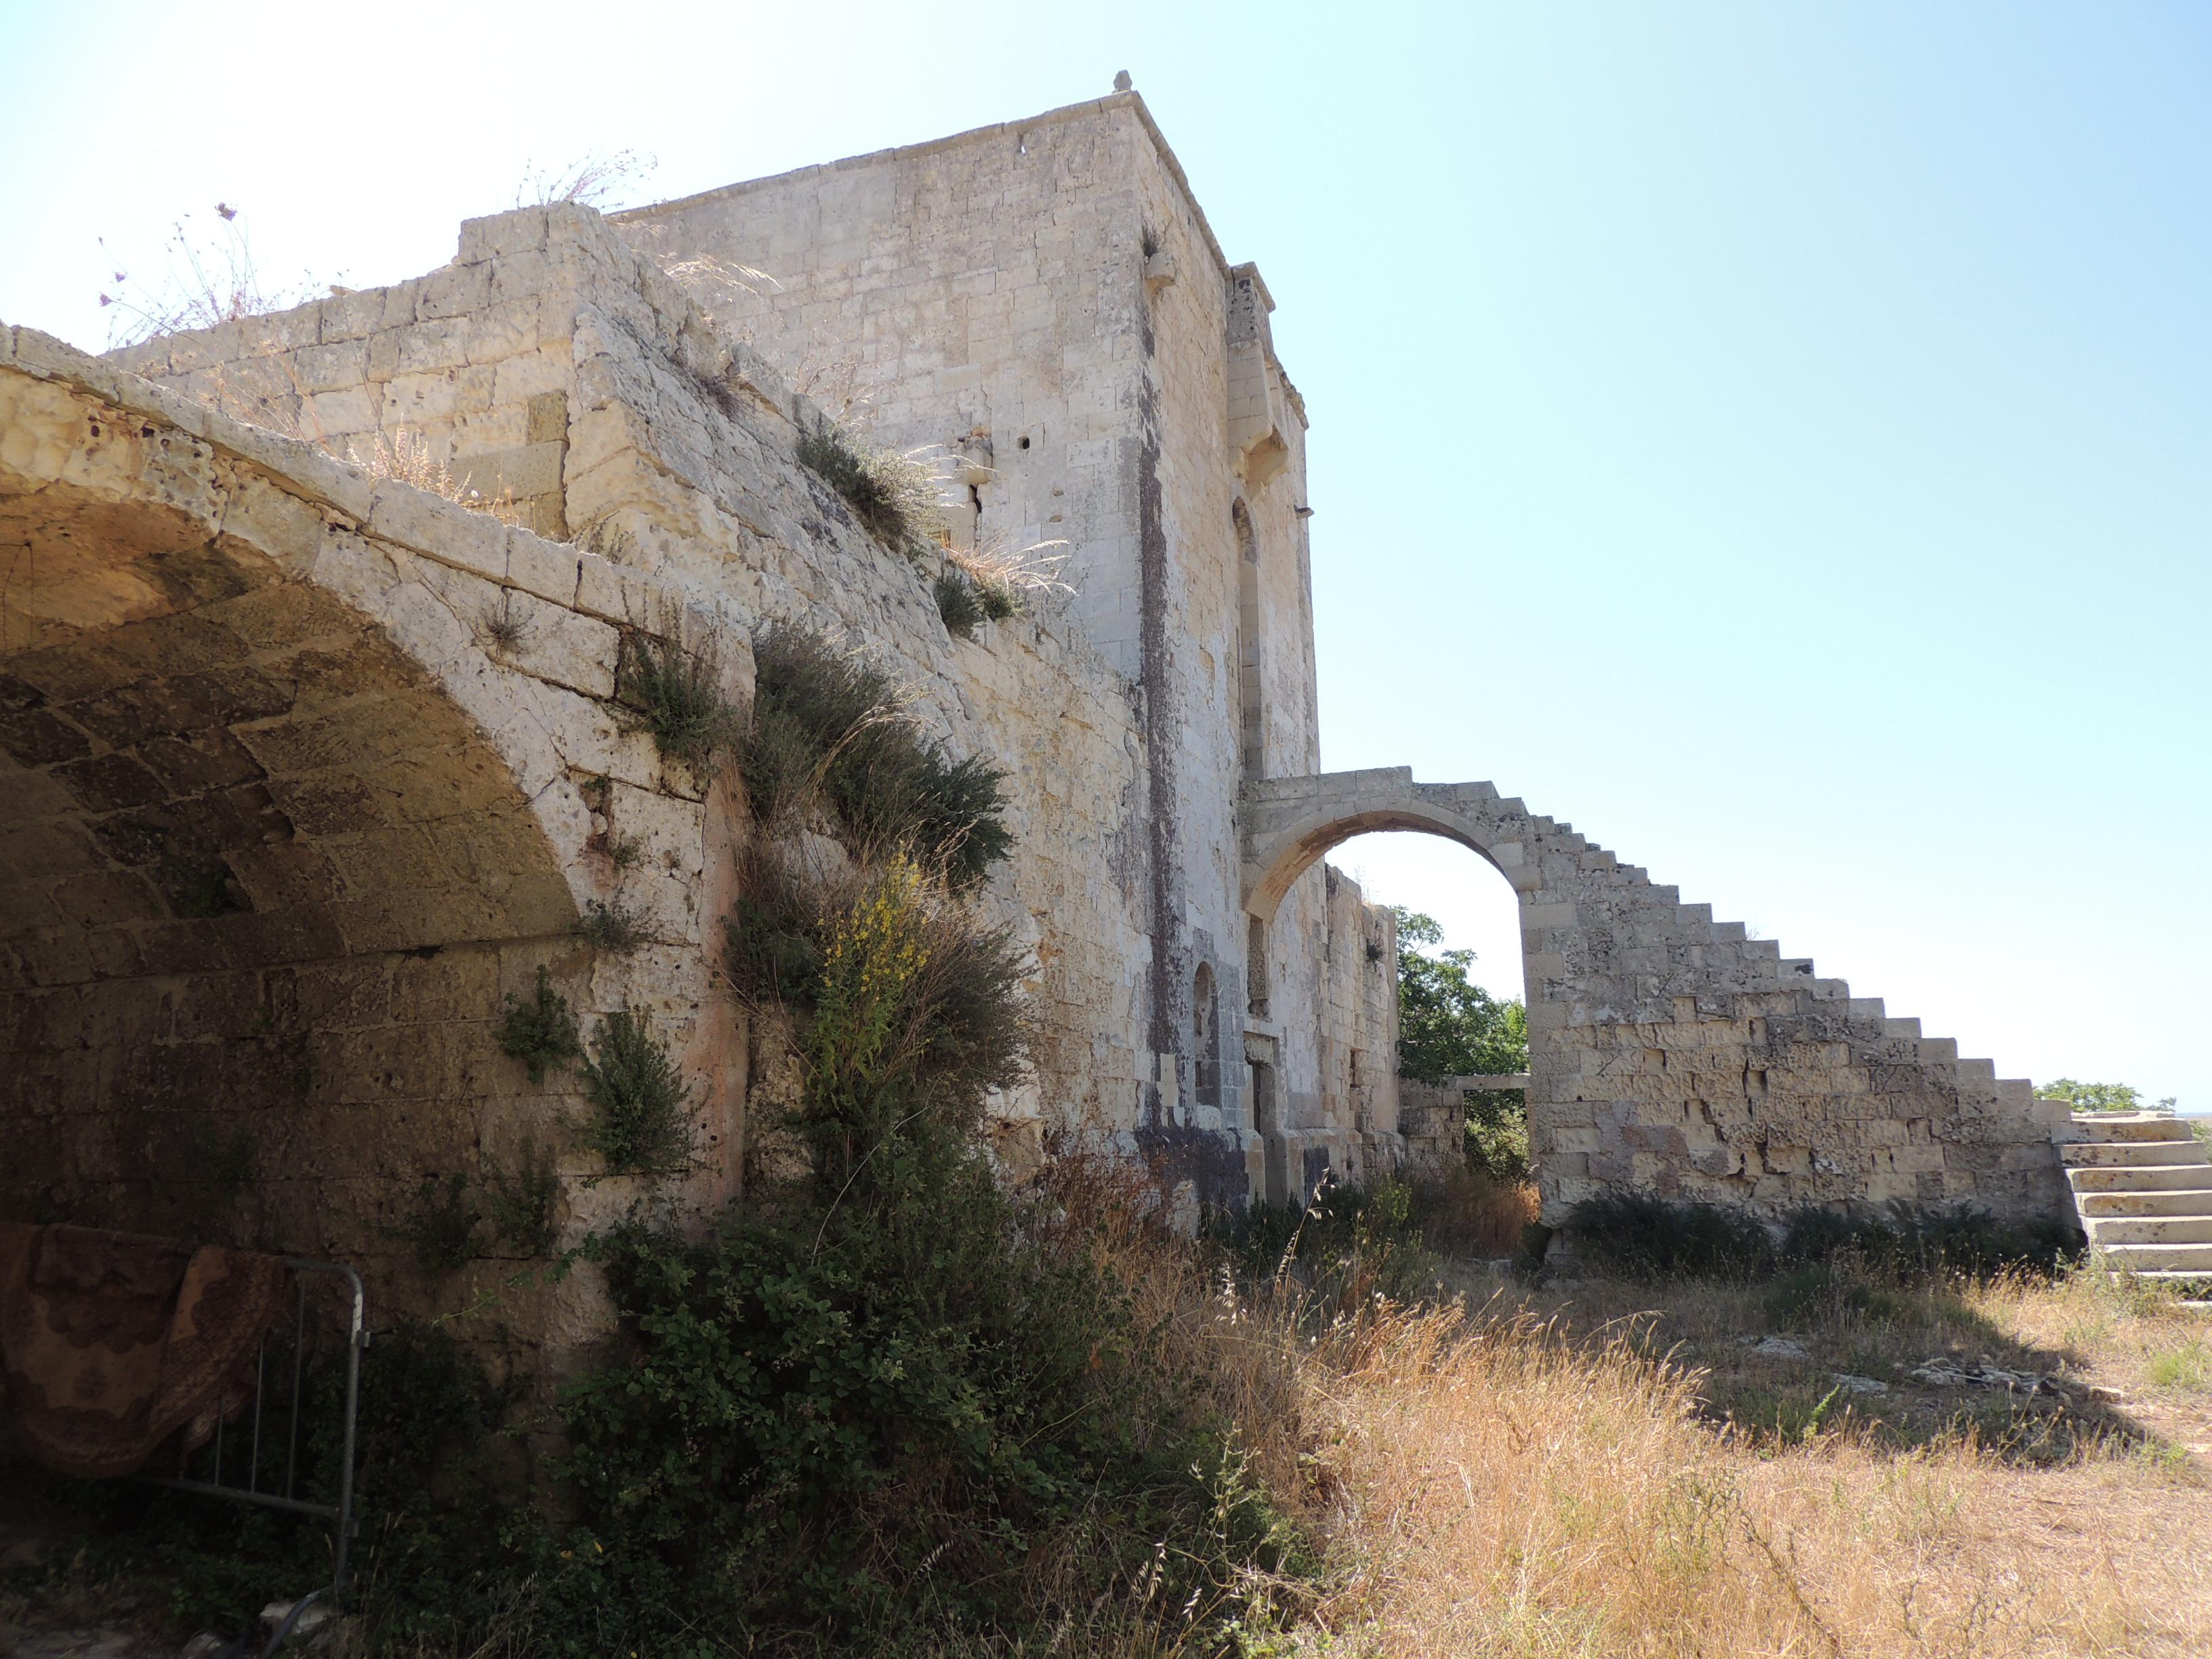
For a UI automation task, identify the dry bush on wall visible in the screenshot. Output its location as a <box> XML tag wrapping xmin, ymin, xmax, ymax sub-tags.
<box><xmin>741</xmin><ymin>623</ymin><xmax>1012</xmax><ymax>885</ymax></box>
<box><xmin>97</xmin><ymin>203</ymin><xmax>321</xmax><ymax>349</ymax></box>
<box><xmin>945</xmin><ymin>533</ymin><xmax>1072</xmax><ymax>606</ymax></box>
<box><xmin>616</xmin><ymin>620</ymin><xmax>744</xmax><ymax>775</ymax></box>
<box><xmin>512</xmin><ymin>148</ymin><xmax>658</xmax><ymax>211</ymax></box>
<box><xmin>796</xmin><ymin>416</ymin><xmax>950</xmax><ymax>554</ymax></box>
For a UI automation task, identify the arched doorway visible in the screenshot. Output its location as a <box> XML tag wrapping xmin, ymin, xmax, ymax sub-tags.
<box><xmin>1329</xmin><ymin>830</ymin><xmax>1530</xmax><ymax>1189</ymax></box>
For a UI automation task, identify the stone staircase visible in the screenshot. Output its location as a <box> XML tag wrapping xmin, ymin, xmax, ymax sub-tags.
<box><xmin>1244</xmin><ymin>772</ymin><xmax>2078</xmax><ymax>1218</ymax></box>
<box><xmin>2064</xmin><ymin>1114</ymin><xmax>2212</xmax><ymax>1278</ymax></box>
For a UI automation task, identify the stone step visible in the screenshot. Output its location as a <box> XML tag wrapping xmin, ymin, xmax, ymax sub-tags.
<box><xmin>2062</xmin><ymin>1141</ymin><xmax>2212</xmax><ymax>1169</ymax></box>
<box><xmin>2069</xmin><ymin>1113</ymin><xmax>2199</xmax><ymax>1144</ymax></box>
<box><xmin>2086</xmin><ymin>1215</ymin><xmax>2212</xmax><ymax>1246</ymax></box>
<box><xmin>2068</xmin><ymin>1164</ymin><xmax>2212</xmax><ymax>1193</ymax></box>
<box><xmin>2095</xmin><ymin>1242</ymin><xmax>2212</xmax><ymax>1273</ymax></box>
<box><xmin>2076</xmin><ymin>1188</ymin><xmax>2212</xmax><ymax>1218</ymax></box>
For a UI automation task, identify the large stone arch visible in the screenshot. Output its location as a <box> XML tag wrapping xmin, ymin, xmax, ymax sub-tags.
<box><xmin>1242</xmin><ymin>769</ymin><xmax>2072</xmax><ymax>1231</ymax></box>
<box><xmin>0</xmin><ymin>355</ymin><xmax>609</xmax><ymax>1291</ymax></box>
<box><xmin>1242</xmin><ymin>771</ymin><xmax>1535</xmax><ymax>920</ymax></box>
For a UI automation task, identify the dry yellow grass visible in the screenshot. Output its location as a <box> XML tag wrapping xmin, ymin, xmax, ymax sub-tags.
<box><xmin>1066</xmin><ymin>1160</ymin><xmax>2212</xmax><ymax>1658</ymax></box>
<box><xmin>1271</xmin><ymin>1293</ymin><xmax>2212</xmax><ymax>1658</ymax></box>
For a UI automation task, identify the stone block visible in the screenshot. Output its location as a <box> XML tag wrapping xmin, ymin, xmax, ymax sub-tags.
<box><xmin>498</xmin><ymin>593</ymin><xmax>620</xmax><ymax>699</ymax></box>
<box><xmin>508</xmin><ymin>526</ymin><xmax>580</xmax><ymax>605</ymax></box>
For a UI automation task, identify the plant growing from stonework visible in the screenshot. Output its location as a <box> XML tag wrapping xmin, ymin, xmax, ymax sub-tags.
<box><xmin>497</xmin><ymin>965</ymin><xmax>583</xmax><ymax>1083</ymax></box>
<box><xmin>796</xmin><ymin>415</ymin><xmax>946</xmax><ymax>552</ymax></box>
<box><xmin>575</xmin><ymin>1011</ymin><xmax>694</xmax><ymax>1175</ymax></box>
<box><xmin>483</xmin><ymin>1135</ymin><xmax>561</xmax><ymax>1256</ymax></box>
<box><xmin>741</xmin><ymin>622</ymin><xmax>1012</xmax><ymax>886</ymax></box>
<box><xmin>933</xmin><ymin>569</ymin><xmax>989</xmax><ymax>638</ymax></box>
<box><xmin>572</xmin><ymin>897</ymin><xmax>649</xmax><ymax>954</ymax></box>
<box><xmin>947</xmin><ymin>533</ymin><xmax>1070</xmax><ymax>609</ymax></box>
<box><xmin>96</xmin><ymin>201</ymin><xmax>321</xmax><ymax>348</ymax></box>
<box><xmin>618</xmin><ymin>622</ymin><xmax>743</xmax><ymax>773</ymax></box>
<box><xmin>403</xmin><ymin>1173</ymin><xmax>484</xmax><ymax>1274</ymax></box>
<box><xmin>555</xmin><ymin>827</ymin><xmax>1309</xmax><ymax>1643</ymax></box>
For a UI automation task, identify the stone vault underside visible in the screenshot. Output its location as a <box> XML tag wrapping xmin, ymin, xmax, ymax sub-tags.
<box><xmin>0</xmin><ymin>369</ymin><xmax>594</xmax><ymax>1263</ymax></box>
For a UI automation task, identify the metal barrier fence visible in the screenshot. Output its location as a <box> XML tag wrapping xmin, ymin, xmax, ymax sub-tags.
<box><xmin>145</xmin><ymin>1257</ymin><xmax>366</xmax><ymax>1646</ymax></box>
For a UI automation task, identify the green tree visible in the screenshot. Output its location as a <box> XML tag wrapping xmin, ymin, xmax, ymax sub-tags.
<box><xmin>1394</xmin><ymin>907</ymin><xmax>1527</xmax><ymax>1084</ymax></box>
<box><xmin>2036</xmin><ymin>1078</ymin><xmax>2178</xmax><ymax>1113</ymax></box>
<box><xmin>1393</xmin><ymin>908</ymin><xmax>1532</xmax><ymax>1182</ymax></box>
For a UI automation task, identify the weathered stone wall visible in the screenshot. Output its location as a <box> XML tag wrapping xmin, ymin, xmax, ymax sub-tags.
<box><xmin>3</xmin><ymin>85</ymin><xmax>2070</xmax><ymax>1355</ymax></box>
<box><xmin>1245</xmin><ymin>771</ymin><xmax>2074</xmax><ymax>1229</ymax></box>
<box><xmin>0</xmin><ymin>332</ymin><xmax>762</xmax><ymax>1367</ymax></box>
<box><xmin>4</xmin><ymin>177</ymin><xmax>1202</xmax><ymax>1372</ymax></box>
<box><xmin>93</xmin><ymin>202</ymin><xmax>1168</xmax><ymax>1153</ymax></box>
<box><xmin>618</xmin><ymin>93</ymin><xmax>1394</xmax><ymax>1204</ymax></box>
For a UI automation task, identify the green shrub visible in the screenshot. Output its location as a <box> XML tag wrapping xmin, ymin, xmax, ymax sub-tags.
<box><xmin>1780</xmin><ymin>1201</ymin><xmax>2081</xmax><ymax>1278</ymax></box>
<box><xmin>796</xmin><ymin>415</ymin><xmax>943</xmax><ymax>551</ymax></box>
<box><xmin>483</xmin><ymin>1134</ymin><xmax>560</xmax><ymax>1256</ymax></box>
<box><xmin>617</xmin><ymin>623</ymin><xmax>742</xmax><ymax>773</ymax></box>
<box><xmin>556</xmin><ymin>855</ymin><xmax>1295</xmax><ymax>1645</ymax></box>
<box><xmin>743</xmin><ymin>622</ymin><xmax>1012</xmax><ymax>885</ymax></box>
<box><xmin>496</xmin><ymin>964</ymin><xmax>581</xmax><ymax>1084</ymax></box>
<box><xmin>1761</xmin><ymin>1263</ymin><xmax>1900</xmax><ymax>1328</ymax></box>
<box><xmin>1206</xmin><ymin>1171</ymin><xmax>1435</xmax><ymax>1307</ymax></box>
<box><xmin>937</xmin><ymin>567</ymin><xmax>1019</xmax><ymax>631</ymax></box>
<box><xmin>1565</xmin><ymin>1191</ymin><xmax>1776</xmax><ymax>1281</ymax></box>
<box><xmin>570</xmin><ymin>896</ymin><xmax>648</xmax><ymax>953</ymax></box>
<box><xmin>401</xmin><ymin>1172</ymin><xmax>483</xmax><ymax>1273</ymax></box>
<box><xmin>1566</xmin><ymin>1193</ymin><xmax>2083</xmax><ymax>1286</ymax></box>
<box><xmin>1463</xmin><ymin>1090</ymin><xmax>1530</xmax><ymax>1183</ymax></box>
<box><xmin>575</xmin><ymin>1010</ymin><xmax>694</xmax><ymax>1175</ymax></box>
<box><xmin>933</xmin><ymin>568</ymin><xmax>988</xmax><ymax>637</ymax></box>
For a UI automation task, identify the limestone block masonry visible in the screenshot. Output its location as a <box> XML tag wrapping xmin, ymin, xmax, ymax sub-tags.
<box><xmin>1244</xmin><ymin>770</ymin><xmax>2073</xmax><ymax>1225</ymax></box>
<box><xmin>0</xmin><ymin>92</ymin><xmax>2081</xmax><ymax>1380</ymax></box>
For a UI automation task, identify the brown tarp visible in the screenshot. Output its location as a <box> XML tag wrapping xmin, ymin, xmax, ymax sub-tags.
<box><xmin>0</xmin><ymin>1223</ymin><xmax>291</xmax><ymax>1479</ymax></box>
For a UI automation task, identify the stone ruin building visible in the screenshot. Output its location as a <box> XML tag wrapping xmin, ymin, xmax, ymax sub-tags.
<box><xmin>0</xmin><ymin>89</ymin><xmax>2090</xmax><ymax>1368</ymax></box>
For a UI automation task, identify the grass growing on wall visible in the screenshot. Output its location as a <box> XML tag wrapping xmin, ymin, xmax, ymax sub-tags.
<box><xmin>618</xmin><ymin>621</ymin><xmax>742</xmax><ymax>773</ymax></box>
<box><xmin>796</xmin><ymin>416</ymin><xmax>945</xmax><ymax>552</ymax></box>
<box><xmin>743</xmin><ymin>622</ymin><xmax>1011</xmax><ymax>886</ymax></box>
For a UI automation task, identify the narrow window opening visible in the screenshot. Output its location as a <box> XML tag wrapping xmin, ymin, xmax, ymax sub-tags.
<box><xmin>1193</xmin><ymin>963</ymin><xmax>1219</xmax><ymax>1111</ymax></box>
<box><xmin>1233</xmin><ymin>500</ymin><xmax>1265</xmax><ymax>775</ymax></box>
<box><xmin>1246</xmin><ymin>915</ymin><xmax>1271</xmax><ymax>1019</ymax></box>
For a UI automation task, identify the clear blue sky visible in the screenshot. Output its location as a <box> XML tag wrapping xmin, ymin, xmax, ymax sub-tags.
<box><xmin>5</xmin><ymin>1</ymin><xmax>2205</xmax><ymax>1107</ymax></box>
